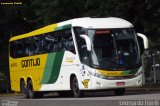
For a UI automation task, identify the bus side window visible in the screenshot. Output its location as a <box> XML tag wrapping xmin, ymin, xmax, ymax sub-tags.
<box><xmin>16</xmin><ymin>40</ymin><xmax>24</xmax><ymax>58</ymax></box>
<box><xmin>44</xmin><ymin>32</ymin><xmax>61</xmax><ymax>53</ymax></box>
<box><xmin>10</xmin><ymin>40</ymin><xmax>22</xmax><ymax>58</ymax></box>
<box><xmin>80</xmin><ymin>45</ymin><xmax>90</xmax><ymax>65</ymax></box>
<box><xmin>24</xmin><ymin>38</ymin><xmax>33</xmax><ymax>56</ymax></box>
<box><xmin>54</xmin><ymin>33</ymin><xmax>62</xmax><ymax>51</ymax></box>
<box><xmin>10</xmin><ymin>41</ymin><xmax>16</xmax><ymax>58</ymax></box>
<box><xmin>10</xmin><ymin>29</ymin><xmax>76</xmax><ymax>58</ymax></box>
<box><xmin>62</xmin><ymin>29</ymin><xmax>76</xmax><ymax>54</ymax></box>
<box><xmin>33</xmin><ymin>35</ymin><xmax>45</xmax><ymax>54</ymax></box>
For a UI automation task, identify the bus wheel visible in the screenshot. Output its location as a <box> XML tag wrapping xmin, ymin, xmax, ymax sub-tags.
<box><xmin>27</xmin><ymin>80</ymin><xmax>43</xmax><ymax>99</ymax></box>
<box><xmin>114</xmin><ymin>88</ymin><xmax>125</xmax><ymax>96</ymax></box>
<box><xmin>28</xmin><ymin>80</ymin><xmax>36</xmax><ymax>99</ymax></box>
<box><xmin>20</xmin><ymin>80</ymin><xmax>28</xmax><ymax>98</ymax></box>
<box><xmin>72</xmin><ymin>77</ymin><xmax>84</xmax><ymax>98</ymax></box>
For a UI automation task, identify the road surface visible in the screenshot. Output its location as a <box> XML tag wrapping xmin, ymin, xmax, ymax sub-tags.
<box><xmin>0</xmin><ymin>90</ymin><xmax>160</xmax><ymax>106</ymax></box>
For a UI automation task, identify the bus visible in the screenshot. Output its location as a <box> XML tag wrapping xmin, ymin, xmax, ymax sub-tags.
<box><xmin>9</xmin><ymin>17</ymin><xmax>148</xmax><ymax>98</ymax></box>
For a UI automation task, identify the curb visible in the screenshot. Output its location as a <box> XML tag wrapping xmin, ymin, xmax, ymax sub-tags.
<box><xmin>126</xmin><ymin>87</ymin><xmax>160</xmax><ymax>91</ymax></box>
<box><xmin>0</xmin><ymin>93</ymin><xmax>21</xmax><ymax>97</ymax></box>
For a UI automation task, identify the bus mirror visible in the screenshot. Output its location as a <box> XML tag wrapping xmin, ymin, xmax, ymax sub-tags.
<box><xmin>137</xmin><ymin>33</ymin><xmax>149</xmax><ymax>49</ymax></box>
<box><xmin>80</xmin><ymin>35</ymin><xmax>91</xmax><ymax>51</ymax></box>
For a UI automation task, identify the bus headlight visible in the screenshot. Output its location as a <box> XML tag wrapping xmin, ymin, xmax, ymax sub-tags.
<box><xmin>94</xmin><ymin>72</ymin><xmax>115</xmax><ymax>79</ymax></box>
<box><xmin>88</xmin><ymin>70</ymin><xmax>106</xmax><ymax>78</ymax></box>
<box><xmin>95</xmin><ymin>72</ymin><xmax>105</xmax><ymax>78</ymax></box>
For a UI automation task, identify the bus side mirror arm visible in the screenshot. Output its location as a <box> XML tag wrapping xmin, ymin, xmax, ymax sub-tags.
<box><xmin>80</xmin><ymin>35</ymin><xmax>92</xmax><ymax>51</ymax></box>
<box><xmin>137</xmin><ymin>33</ymin><xmax>149</xmax><ymax>49</ymax></box>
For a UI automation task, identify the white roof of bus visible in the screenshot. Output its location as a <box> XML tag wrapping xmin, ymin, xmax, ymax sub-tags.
<box><xmin>10</xmin><ymin>17</ymin><xmax>133</xmax><ymax>41</ymax></box>
<box><xmin>59</xmin><ymin>17</ymin><xmax>133</xmax><ymax>29</ymax></box>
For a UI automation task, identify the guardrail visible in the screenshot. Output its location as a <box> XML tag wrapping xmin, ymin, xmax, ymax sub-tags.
<box><xmin>143</xmin><ymin>50</ymin><xmax>160</xmax><ymax>85</ymax></box>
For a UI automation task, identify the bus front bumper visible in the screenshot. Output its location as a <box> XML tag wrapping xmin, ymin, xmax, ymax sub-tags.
<box><xmin>89</xmin><ymin>75</ymin><xmax>142</xmax><ymax>90</ymax></box>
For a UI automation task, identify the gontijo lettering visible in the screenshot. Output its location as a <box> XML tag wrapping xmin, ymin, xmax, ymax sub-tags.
<box><xmin>21</xmin><ymin>58</ymin><xmax>40</xmax><ymax>68</ymax></box>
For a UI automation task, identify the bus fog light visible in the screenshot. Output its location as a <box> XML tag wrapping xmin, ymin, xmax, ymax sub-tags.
<box><xmin>96</xmin><ymin>81</ymin><xmax>101</xmax><ymax>86</ymax></box>
<box><xmin>137</xmin><ymin>80</ymin><xmax>141</xmax><ymax>84</ymax></box>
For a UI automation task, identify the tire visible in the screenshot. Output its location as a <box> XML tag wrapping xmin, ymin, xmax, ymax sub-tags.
<box><xmin>71</xmin><ymin>77</ymin><xmax>84</xmax><ymax>98</ymax></box>
<box><xmin>27</xmin><ymin>80</ymin><xmax>43</xmax><ymax>99</ymax></box>
<box><xmin>28</xmin><ymin>80</ymin><xmax>35</xmax><ymax>99</ymax></box>
<box><xmin>20</xmin><ymin>80</ymin><xmax>28</xmax><ymax>98</ymax></box>
<box><xmin>114</xmin><ymin>88</ymin><xmax>125</xmax><ymax>96</ymax></box>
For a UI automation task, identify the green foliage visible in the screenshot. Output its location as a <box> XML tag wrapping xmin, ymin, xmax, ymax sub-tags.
<box><xmin>29</xmin><ymin>0</ymin><xmax>160</xmax><ymax>42</ymax></box>
<box><xmin>0</xmin><ymin>0</ymin><xmax>159</xmax><ymax>36</ymax></box>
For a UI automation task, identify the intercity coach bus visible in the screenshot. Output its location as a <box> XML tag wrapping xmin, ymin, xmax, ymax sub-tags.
<box><xmin>9</xmin><ymin>17</ymin><xmax>148</xmax><ymax>98</ymax></box>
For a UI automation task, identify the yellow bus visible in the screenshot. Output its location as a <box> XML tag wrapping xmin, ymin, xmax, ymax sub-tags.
<box><xmin>9</xmin><ymin>17</ymin><xmax>148</xmax><ymax>98</ymax></box>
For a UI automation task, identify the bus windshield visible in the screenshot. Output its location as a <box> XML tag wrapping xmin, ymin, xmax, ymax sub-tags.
<box><xmin>74</xmin><ymin>27</ymin><xmax>141</xmax><ymax>70</ymax></box>
<box><xmin>88</xmin><ymin>28</ymin><xmax>141</xmax><ymax>70</ymax></box>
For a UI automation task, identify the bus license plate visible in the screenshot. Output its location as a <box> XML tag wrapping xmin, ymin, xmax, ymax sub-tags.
<box><xmin>116</xmin><ymin>82</ymin><xmax>125</xmax><ymax>86</ymax></box>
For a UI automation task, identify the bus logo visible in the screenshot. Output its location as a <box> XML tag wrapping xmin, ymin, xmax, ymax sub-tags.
<box><xmin>82</xmin><ymin>79</ymin><xmax>90</xmax><ymax>88</ymax></box>
<box><xmin>21</xmin><ymin>58</ymin><xmax>40</xmax><ymax>68</ymax></box>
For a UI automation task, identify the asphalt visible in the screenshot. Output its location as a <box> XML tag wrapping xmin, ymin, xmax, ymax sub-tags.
<box><xmin>0</xmin><ymin>86</ymin><xmax>160</xmax><ymax>97</ymax></box>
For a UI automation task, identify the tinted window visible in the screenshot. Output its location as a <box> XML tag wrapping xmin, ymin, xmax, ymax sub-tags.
<box><xmin>10</xmin><ymin>29</ymin><xmax>75</xmax><ymax>58</ymax></box>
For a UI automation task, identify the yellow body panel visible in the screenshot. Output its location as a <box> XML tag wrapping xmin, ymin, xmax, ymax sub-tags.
<box><xmin>97</xmin><ymin>70</ymin><xmax>129</xmax><ymax>77</ymax></box>
<box><xmin>9</xmin><ymin>54</ymin><xmax>48</xmax><ymax>91</ymax></box>
<box><xmin>98</xmin><ymin>70</ymin><xmax>122</xmax><ymax>76</ymax></box>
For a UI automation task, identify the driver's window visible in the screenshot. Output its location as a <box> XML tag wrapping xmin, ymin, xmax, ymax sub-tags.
<box><xmin>80</xmin><ymin>45</ymin><xmax>90</xmax><ymax>65</ymax></box>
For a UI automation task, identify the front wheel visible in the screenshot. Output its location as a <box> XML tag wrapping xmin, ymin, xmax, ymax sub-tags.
<box><xmin>71</xmin><ymin>77</ymin><xmax>84</xmax><ymax>98</ymax></box>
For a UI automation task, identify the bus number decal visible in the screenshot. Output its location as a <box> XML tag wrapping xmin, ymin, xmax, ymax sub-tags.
<box><xmin>11</xmin><ymin>63</ymin><xmax>17</xmax><ymax>67</ymax></box>
<box><xmin>21</xmin><ymin>58</ymin><xmax>40</xmax><ymax>68</ymax></box>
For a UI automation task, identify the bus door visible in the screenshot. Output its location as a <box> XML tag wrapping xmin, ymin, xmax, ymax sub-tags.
<box><xmin>79</xmin><ymin>45</ymin><xmax>91</xmax><ymax>89</ymax></box>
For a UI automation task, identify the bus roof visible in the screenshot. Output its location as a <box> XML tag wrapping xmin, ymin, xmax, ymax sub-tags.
<box><xmin>72</xmin><ymin>17</ymin><xmax>133</xmax><ymax>28</ymax></box>
<box><xmin>10</xmin><ymin>17</ymin><xmax>133</xmax><ymax>41</ymax></box>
